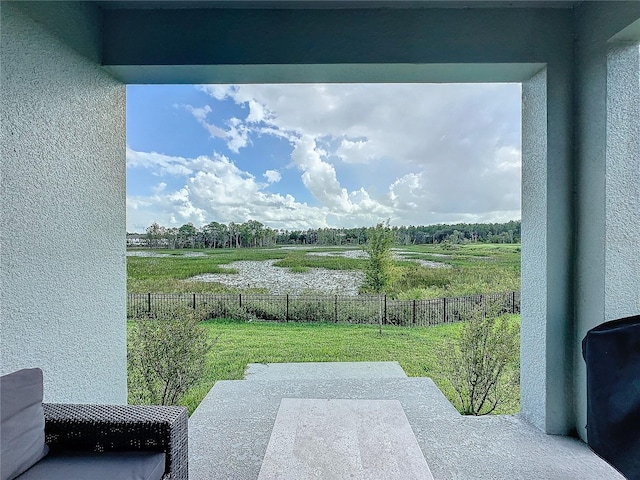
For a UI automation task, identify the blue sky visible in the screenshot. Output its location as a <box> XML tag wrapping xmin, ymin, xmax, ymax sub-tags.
<box><xmin>126</xmin><ymin>83</ymin><xmax>522</xmax><ymax>233</ymax></box>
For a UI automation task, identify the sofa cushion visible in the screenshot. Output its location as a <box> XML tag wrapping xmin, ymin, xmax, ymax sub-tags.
<box><xmin>17</xmin><ymin>451</ymin><xmax>166</xmax><ymax>480</ymax></box>
<box><xmin>0</xmin><ymin>368</ymin><xmax>49</xmax><ymax>480</ymax></box>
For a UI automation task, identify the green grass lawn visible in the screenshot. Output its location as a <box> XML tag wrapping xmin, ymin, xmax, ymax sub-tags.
<box><xmin>157</xmin><ymin>317</ymin><xmax>520</xmax><ymax>415</ymax></box>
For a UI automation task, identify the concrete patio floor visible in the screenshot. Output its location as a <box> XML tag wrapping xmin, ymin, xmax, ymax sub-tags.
<box><xmin>189</xmin><ymin>362</ymin><xmax>623</xmax><ymax>480</ymax></box>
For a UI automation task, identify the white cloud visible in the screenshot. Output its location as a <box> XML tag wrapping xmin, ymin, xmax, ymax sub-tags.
<box><xmin>288</xmin><ymin>136</ymin><xmax>394</xmax><ymax>221</ymax></box>
<box><xmin>198</xmin><ymin>83</ymin><xmax>522</xmax><ymax>224</ymax></box>
<box><xmin>389</xmin><ymin>172</ymin><xmax>426</xmax><ymax>211</ymax></box>
<box><xmin>129</xmin><ymin>83</ymin><xmax>522</xmax><ymax>230</ymax></box>
<box><xmin>185</xmin><ymin>104</ymin><xmax>211</xmax><ymax>123</ymax></box>
<box><xmin>335</xmin><ymin>138</ymin><xmax>374</xmax><ymax>164</ymax></box>
<box><xmin>126</xmin><ymin>144</ymin><xmax>400</xmax><ymax>232</ymax></box>
<box><xmin>197</xmin><ymin>85</ymin><xmax>231</xmax><ymax>100</ymax></box>
<box><xmin>225</xmin><ymin>118</ymin><xmax>250</xmax><ymax>153</ymax></box>
<box><xmin>152</xmin><ymin>182</ymin><xmax>167</xmax><ymax>193</ymax></box>
<box><xmin>126</xmin><ymin>147</ymin><xmax>333</xmax><ymax>232</ymax></box>
<box><xmin>263</xmin><ymin>170</ymin><xmax>282</xmax><ymax>183</ymax></box>
<box><xmin>291</xmin><ymin>136</ymin><xmax>350</xmax><ymax>211</ymax></box>
<box><xmin>184</xmin><ymin>104</ymin><xmax>226</xmax><ymax>139</ymax></box>
<box><xmin>184</xmin><ymin>104</ymin><xmax>250</xmax><ymax>152</ymax></box>
<box><xmin>247</xmin><ymin>99</ymin><xmax>269</xmax><ymax>123</ymax></box>
<box><xmin>126</xmin><ymin>147</ymin><xmax>194</xmax><ymax>177</ymax></box>
<box><xmin>495</xmin><ymin>145</ymin><xmax>521</xmax><ymax>171</ymax></box>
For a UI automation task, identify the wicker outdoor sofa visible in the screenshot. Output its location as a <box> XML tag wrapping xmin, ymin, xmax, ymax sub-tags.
<box><xmin>1</xmin><ymin>368</ymin><xmax>188</xmax><ymax>480</ymax></box>
<box><xmin>42</xmin><ymin>403</ymin><xmax>189</xmax><ymax>479</ymax></box>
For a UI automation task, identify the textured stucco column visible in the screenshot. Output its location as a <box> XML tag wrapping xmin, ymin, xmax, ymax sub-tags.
<box><xmin>605</xmin><ymin>43</ymin><xmax>640</xmax><ymax>319</ymax></box>
<box><xmin>521</xmin><ymin>69</ymin><xmax>549</xmax><ymax>432</ymax></box>
<box><xmin>0</xmin><ymin>4</ymin><xmax>127</xmax><ymax>403</ymax></box>
<box><xmin>521</xmin><ymin>64</ymin><xmax>575</xmax><ymax>435</ymax></box>
<box><xmin>574</xmin><ymin>4</ymin><xmax>640</xmax><ymax>441</ymax></box>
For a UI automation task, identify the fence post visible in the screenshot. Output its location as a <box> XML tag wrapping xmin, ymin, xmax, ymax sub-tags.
<box><xmin>286</xmin><ymin>294</ymin><xmax>289</xmax><ymax>322</ymax></box>
<box><xmin>334</xmin><ymin>295</ymin><xmax>338</xmax><ymax>323</ymax></box>
<box><xmin>239</xmin><ymin>293</ymin><xmax>242</xmax><ymax>308</ymax></box>
<box><xmin>412</xmin><ymin>300</ymin><xmax>416</xmax><ymax>326</ymax></box>
<box><xmin>147</xmin><ymin>292</ymin><xmax>151</xmax><ymax>313</ymax></box>
<box><xmin>512</xmin><ymin>291</ymin><xmax>516</xmax><ymax>314</ymax></box>
<box><xmin>443</xmin><ymin>297</ymin><xmax>447</xmax><ymax>323</ymax></box>
<box><xmin>192</xmin><ymin>293</ymin><xmax>196</xmax><ymax>310</ymax></box>
<box><xmin>384</xmin><ymin>295</ymin><xmax>387</xmax><ymax>325</ymax></box>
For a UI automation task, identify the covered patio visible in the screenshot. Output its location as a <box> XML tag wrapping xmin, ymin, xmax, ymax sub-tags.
<box><xmin>2</xmin><ymin>0</ymin><xmax>639</xmax><ymax>478</ymax></box>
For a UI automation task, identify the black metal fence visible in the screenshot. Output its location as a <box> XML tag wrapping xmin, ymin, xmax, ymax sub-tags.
<box><xmin>127</xmin><ymin>291</ymin><xmax>520</xmax><ymax>327</ymax></box>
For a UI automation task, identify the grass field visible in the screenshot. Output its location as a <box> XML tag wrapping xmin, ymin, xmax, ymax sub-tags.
<box><xmin>127</xmin><ymin>243</ymin><xmax>521</xmax><ymax>298</ymax></box>
<box><xmin>391</xmin><ymin>244</ymin><xmax>521</xmax><ymax>299</ymax></box>
<box><xmin>148</xmin><ymin>316</ymin><xmax>521</xmax><ymax>416</ymax></box>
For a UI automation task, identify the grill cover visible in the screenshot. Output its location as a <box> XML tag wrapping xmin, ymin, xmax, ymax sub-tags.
<box><xmin>582</xmin><ymin>315</ymin><xmax>640</xmax><ymax>480</ymax></box>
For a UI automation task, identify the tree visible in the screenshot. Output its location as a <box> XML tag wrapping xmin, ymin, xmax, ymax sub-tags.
<box><xmin>145</xmin><ymin>222</ymin><xmax>164</xmax><ymax>248</ymax></box>
<box><xmin>165</xmin><ymin>227</ymin><xmax>178</xmax><ymax>249</ymax></box>
<box><xmin>440</xmin><ymin>304</ymin><xmax>519</xmax><ymax>415</ymax></box>
<box><xmin>214</xmin><ymin>222</ymin><xmax>229</xmax><ymax>248</ymax></box>
<box><xmin>135</xmin><ymin>219</ymin><xmax>522</xmax><ymax>250</ymax></box>
<box><xmin>363</xmin><ymin>221</ymin><xmax>394</xmax><ymax>294</ymax></box>
<box><xmin>449</xmin><ymin>229</ymin><xmax>465</xmax><ymax>244</ymax></box>
<box><xmin>203</xmin><ymin>222</ymin><xmax>224</xmax><ymax>248</ymax></box>
<box><xmin>228</xmin><ymin>222</ymin><xmax>241</xmax><ymax>248</ymax></box>
<box><xmin>177</xmin><ymin>223</ymin><xmax>197</xmax><ymax>248</ymax></box>
<box><xmin>362</xmin><ymin>221</ymin><xmax>394</xmax><ymax>334</ymax></box>
<box><xmin>242</xmin><ymin>219</ymin><xmax>264</xmax><ymax>247</ymax></box>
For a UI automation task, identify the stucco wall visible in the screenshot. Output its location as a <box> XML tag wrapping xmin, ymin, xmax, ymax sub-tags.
<box><xmin>521</xmin><ymin>68</ymin><xmax>548</xmax><ymax>433</ymax></box>
<box><xmin>0</xmin><ymin>3</ymin><xmax>127</xmax><ymax>403</ymax></box>
<box><xmin>605</xmin><ymin>43</ymin><xmax>640</xmax><ymax>320</ymax></box>
<box><xmin>574</xmin><ymin>3</ymin><xmax>640</xmax><ymax>441</ymax></box>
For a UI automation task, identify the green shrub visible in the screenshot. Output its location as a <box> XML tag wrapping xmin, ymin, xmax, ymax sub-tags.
<box><xmin>439</xmin><ymin>305</ymin><xmax>519</xmax><ymax>415</ymax></box>
<box><xmin>128</xmin><ymin>306</ymin><xmax>215</xmax><ymax>406</ymax></box>
<box><xmin>289</xmin><ymin>299</ymin><xmax>335</xmax><ymax>323</ymax></box>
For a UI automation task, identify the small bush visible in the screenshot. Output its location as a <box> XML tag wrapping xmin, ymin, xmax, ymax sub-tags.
<box><xmin>289</xmin><ymin>299</ymin><xmax>335</xmax><ymax>323</ymax></box>
<box><xmin>440</xmin><ymin>304</ymin><xmax>519</xmax><ymax>415</ymax></box>
<box><xmin>128</xmin><ymin>306</ymin><xmax>215</xmax><ymax>406</ymax></box>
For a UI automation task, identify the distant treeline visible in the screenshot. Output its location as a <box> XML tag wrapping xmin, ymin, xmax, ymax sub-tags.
<box><xmin>128</xmin><ymin>220</ymin><xmax>521</xmax><ymax>249</ymax></box>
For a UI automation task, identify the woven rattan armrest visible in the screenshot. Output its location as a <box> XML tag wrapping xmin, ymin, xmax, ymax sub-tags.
<box><xmin>43</xmin><ymin>403</ymin><xmax>188</xmax><ymax>480</ymax></box>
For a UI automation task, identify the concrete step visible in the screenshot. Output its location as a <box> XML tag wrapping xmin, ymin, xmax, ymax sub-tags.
<box><xmin>189</xmin><ymin>376</ymin><xmax>459</xmax><ymax>480</ymax></box>
<box><xmin>244</xmin><ymin>361</ymin><xmax>408</xmax><ymax>381</ymax></box>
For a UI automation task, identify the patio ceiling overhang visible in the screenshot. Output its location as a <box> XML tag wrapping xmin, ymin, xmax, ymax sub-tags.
<box><xmin>99</xmin><ymin>5</ymin><xmax>568</xmax><ymax>84</ymax></box>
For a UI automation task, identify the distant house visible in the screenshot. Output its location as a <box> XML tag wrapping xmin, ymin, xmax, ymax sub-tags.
<box><xmin>126</xmin><ymin>233</ymin><xmax>149</xmax><ymax>248</ymax></box>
